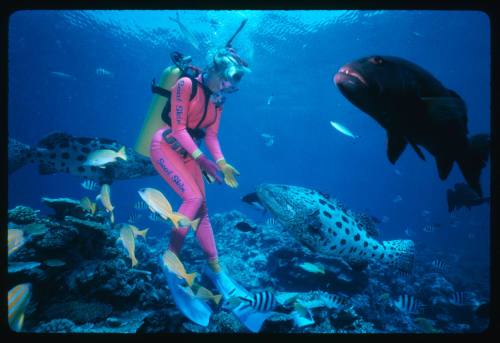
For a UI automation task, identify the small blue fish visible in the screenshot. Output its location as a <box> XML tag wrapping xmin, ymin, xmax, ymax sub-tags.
<box><xmin>267</xmin><ymin>94</ymin><xmax>274</xmax><ymax>106</ymax></box>
<box><xmin>50</xmin><ymin>71</ymin><xmax>76</xmax><ymax>80</ymax></box>
<box><xmin>330</xmin><ymin>121</ymin><xmax>359</xmax><ymax>139</ymax></box>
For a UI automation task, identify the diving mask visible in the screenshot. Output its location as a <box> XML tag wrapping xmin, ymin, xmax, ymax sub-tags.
<box><xmin>213</xmin><ymin>48</ymin><xmax>249</xmax><ymax>86</ymax></box>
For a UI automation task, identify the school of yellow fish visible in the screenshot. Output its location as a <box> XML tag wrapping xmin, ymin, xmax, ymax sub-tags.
<box><xmin>7</xmin><ymin>180</ymin><xmax>209</xmax><ymax>332</ymax></box>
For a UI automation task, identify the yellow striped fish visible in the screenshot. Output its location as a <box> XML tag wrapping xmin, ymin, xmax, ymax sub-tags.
<box><xmin>97</xmin><ymin>184</ymin><xmax>114</xmax><ymax>223</ymax></box>
<box><xmin>162</xmin><ymin>250</ymin><xmax>197</xmax><ymax>286</ymax></box>
<box><xmin>138</xmin><ymin>188</ymin><xmax>200</xmax><ymax>231</ymax></box>
<box><xmin>194</xmin><ymin>285</ymin><xmax>222</xmax><ymax>305</ymax></box>
<box><xmin>8</xmin><ymin>229</ymin><xmax>25</xmax><ymax>257</ymax></box>
<box><xmin>80</xmin><ymin>197</ymin><xmax>96</xmax><ymax>214</ymax></box>
<box><xmin>8</xmin><ymin>283</ymin><xmax>32</xmax><ymax>332</ymax></box>
<box><xmin>117</xmin><ymin>224</ymin><xmax>148</xmax><ymax>267</ymax></box>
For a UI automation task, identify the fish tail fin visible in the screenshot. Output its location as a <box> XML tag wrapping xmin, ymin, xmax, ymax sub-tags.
<box><xmin>117</xmin><ymin>146</ymin><xmax>127</xmax><ymax>161</ymax></box>
<box><xmin>132</xmin><ymin>256</ymin><xmax>138</xmax><ymax>267</ymax></box>
<box><xmin>446</xmin><ymin>188</ymin><xmax>458</xmax><ymax>212</ymax></box>
<box><xmin>169</xmin><ymin>213</ymin><xmax>183</xmax><ymax>229</ymax></box>
<box><xmin>138</xmin><ymin>228</ymin><xmax>149</xmax><ymax>239</ymax></box>
<box><xmin>213</xmin><ymin>294</ymin><xmax>222</xmax><ymax>305</ymax></box>
<box><xmin>457</xmin><ymin>134</ymin><xmax>490</xmax><ymax>198</ymax></box>
<box><xmin>185</xmin><ymin>272</ymin><xmax>197</xmax><ymax>287</ymax></box>
<box><xmin>110</xmin><ymin>211</ymin><xmax>115</xmax><ymax>224</ymax></box>
<box><xmin>10</xmin><ymin>313</ymin><xmax>25</xmax><ymax>332</ymax></box>
<box><xmin>191</xmin><ymin>218</ymin><xmax>201</xmax><ymax>231</ymax></box>
<box><xmin>383</xmin><ymin>239</ymin><xmax>415</xmax><ymax>272</ymax></box>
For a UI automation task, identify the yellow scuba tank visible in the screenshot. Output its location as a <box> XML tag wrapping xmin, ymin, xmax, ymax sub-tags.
<box><xmin>134</xmin><ymin>65</ymin><xmax>182</xmax><ymax>157</ymax></box>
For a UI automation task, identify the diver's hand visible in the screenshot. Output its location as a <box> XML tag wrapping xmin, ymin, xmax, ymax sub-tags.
<box><xmin>217</xmin><ymin>159</ymin><xmax>240</xmax><ymax>188</ymax></box>
<box><xmin>196</xmin><ymin>155</ymin><xmax>223</xmax><ymax>184</ymax></box>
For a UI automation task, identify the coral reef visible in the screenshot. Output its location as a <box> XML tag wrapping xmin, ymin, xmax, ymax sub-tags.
<box><xmin>8</xmin><ymin>205</ymin><xmax>40</xmax><ymax>224</ymax></box>
<box><xmin>7</xmin><ymin>203</ymin><xmax>490</xmax><ymax>334</ymax></box>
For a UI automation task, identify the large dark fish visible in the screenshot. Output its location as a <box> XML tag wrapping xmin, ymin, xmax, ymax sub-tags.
<box><xmin>255</xmin><ymin>183</ymin><xmax>414</xmax><ymax>272</ymax></box>
<box><xmin>334</xmin><ymin>55</ymin><xmax>490</xmax><ymax>197</ymax></box>
<box><xmin>8</xmin><ymin>132</ymin><xmax>157</xmax><ymax>184</ymax></box>
<box><xmin>447</xmin><ymin>182</ymin><xmax>490</xmax><ymax>212</ymax></box>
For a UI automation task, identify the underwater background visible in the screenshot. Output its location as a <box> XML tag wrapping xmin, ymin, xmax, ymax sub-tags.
<box><xmin>7</xmin><ymin>10</ymin><xmax>490</xmax><ymax>333</ymax></box>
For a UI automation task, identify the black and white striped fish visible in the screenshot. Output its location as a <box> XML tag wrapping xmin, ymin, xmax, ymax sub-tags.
<box><xmin>431</xmin><ymin>259</ymin><xmax>450</xmax><ymax>273</ymax></box>
<box><xmin>134</xmin><ymin>200</ymin><xmax>148</xmax><ymax>211</ymax></box>
<box><xmin>148</xmin><ymin>212</ymin><xmax>162</xmax><ymax>222</ymax></box>
<box><xmin>320</xmin><ymin>293</ymin><xmax>349</xmax><ymax>309</ymax></box>
<box><xmin>81</xmin><ymin>179</ymin><xmax>99</xmax><ymax>191</ymax></box>
<box><xmin>128</xmin><ymin>212</ymin><xmax>143</xmax><ymax>223</ymax></box>
<box><xmin>265</xmin><ymin>217</ymin><xmax>278</xmax><ymax>226</ymax></box>
<box><xmin>393</xmin><ymin>294</ymin><xmax>422</xmax><ymax>314</ymax></box>
<box><xmin>422</xmin><ymin>225</ymin><xmax>435</xmax><ymax>233</ymax></box>
<box><xmin>395</xmin><ymin>269</ymin><xmax>413</xmax><ymax>278</ymax></box>
<box><xmin>449</xmin><ymin>291</ymin><xmax>469</xmax><ymax>306</ymax></box>
<box><xmin>234</xmin><ymin>291</ymin><xmax>279</xmax><ymax>312</ymax></box>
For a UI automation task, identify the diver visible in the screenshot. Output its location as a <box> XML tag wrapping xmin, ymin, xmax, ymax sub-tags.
<box><xmin>135</xmin><ymin>19</ymin><xmax>270</xmax><ymax>332</ymax></box>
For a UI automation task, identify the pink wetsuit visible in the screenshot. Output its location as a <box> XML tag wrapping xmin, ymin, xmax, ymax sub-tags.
<box><xmin>150</xmin><ymin>75</ymin><xmax>223</xmax><ymax>261</ymax></box>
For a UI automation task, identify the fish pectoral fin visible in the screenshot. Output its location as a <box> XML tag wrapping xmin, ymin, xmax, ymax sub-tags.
<box><xmin>407</xmin><ymin>140</ymin><xmax>426</xmax><ymax>161</ymax></box>
<box><xmin>386</xmin><ymin>132</ymin><xmax>407</xmax><ymax>164</ymax></box>
<box><xmin>435</xmin><ymin>155</ymin><xmax>455</xmax><ymax>180</ymax></box>
<box><xmin>421</xmin><ymin>95</ymin><xmax>467</xmax><ymax>123</ymax></box>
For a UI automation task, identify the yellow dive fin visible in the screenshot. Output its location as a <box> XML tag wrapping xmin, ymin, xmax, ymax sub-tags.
<box><xmin>134</xmin><ymin>65</ymin><xmax>183</xmax><ymax>157</ymax></box>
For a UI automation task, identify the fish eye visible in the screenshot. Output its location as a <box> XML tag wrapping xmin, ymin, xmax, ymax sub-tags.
<box><xmin>370</xmin><ymin>56</ymin><xmax>384</xmax><ymax>65</ymax></box>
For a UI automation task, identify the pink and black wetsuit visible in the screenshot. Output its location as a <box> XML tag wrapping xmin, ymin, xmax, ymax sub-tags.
<box><xmin>150</xmin><ymin>75</ymin><xmax>223</xmax><ymax>262</ymax></box>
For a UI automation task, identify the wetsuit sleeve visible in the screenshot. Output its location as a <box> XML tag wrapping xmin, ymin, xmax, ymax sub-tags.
<box><xmin>169</xmin><ymin>77</ymin><xmax>201</xmax><ymax>157</ymax></box>
<box><xmin>204</xmin><ymin>107</ymin><xmax>224</xmax><ymax>162</ymax></box>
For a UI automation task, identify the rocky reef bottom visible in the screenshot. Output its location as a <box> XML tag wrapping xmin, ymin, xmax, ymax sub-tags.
<box><xmin>7</xmin><ymin>201</ymin><xmax>490</xmax><ymax>333</ymax></box>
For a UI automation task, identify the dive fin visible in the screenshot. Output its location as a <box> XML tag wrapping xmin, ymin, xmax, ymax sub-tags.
<box><xmin>435</xmin><ymin>155</ymin><xmax>454</xmax><ymax>180</ymax></box>
<box><xmin>386</xmin><ymin>132</ymin><xmax>407</xmax><ymax>164</ymax></box>
<box><xmin>457</xmin><ymin>134</ymin><xmax>490</xmax><ymax>198</ymax></box>
<box><xmin>163</xmin><ymin>260</ymin><xmax>212</xmax><ymax>327</ymax></box>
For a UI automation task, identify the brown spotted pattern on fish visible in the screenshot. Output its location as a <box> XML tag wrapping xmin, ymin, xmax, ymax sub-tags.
<box><xmin>256</xmin><ymin>184</ymin><xmax>415</xmax><ymax>272</ymax></box>
<box><xmin>8</xmin><ymin>132</ymin><xmax>157</xmax><ymax>184</ymax></box>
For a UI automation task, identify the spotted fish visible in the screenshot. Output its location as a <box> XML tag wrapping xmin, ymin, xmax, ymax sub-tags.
<box><xmin>8</xmin><ymin>132</ymin><xmax>157</xmax><ymax>184</ymax></box>
<box><xmin>256</xmin><ymin>184</ymin><xmax>415</xmax><ymax>272</ymax></box>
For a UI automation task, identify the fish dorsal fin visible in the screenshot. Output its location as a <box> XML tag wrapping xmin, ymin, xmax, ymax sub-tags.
<box><xmin>386</xmin><ymin>132</ymin><xmax>407</xmax><ymax>164</ymax></box>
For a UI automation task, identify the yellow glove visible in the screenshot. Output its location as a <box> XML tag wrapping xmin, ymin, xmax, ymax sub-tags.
<box><xmin>216</xmin><ymin>159</ymin><xmax>240</xmax><ymax>188</ymax></box>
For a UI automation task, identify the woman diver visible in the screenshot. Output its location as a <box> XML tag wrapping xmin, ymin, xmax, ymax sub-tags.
<box><xmin>137</xmin><ymin>20</ymin><xmax>272</xmax><ymax>331</ymax></box>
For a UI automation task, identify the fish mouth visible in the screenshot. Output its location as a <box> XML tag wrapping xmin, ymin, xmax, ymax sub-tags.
<box><xmin>334</xmin><ymin>66</ymin><xmax>368</xmax><ymax>87</ymax></box>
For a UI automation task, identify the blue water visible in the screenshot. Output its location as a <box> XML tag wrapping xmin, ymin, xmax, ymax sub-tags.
<box><xmin>8</xmin><ymin>10</ymin><xmax>490</xmax><ymax>263</ymax></box>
